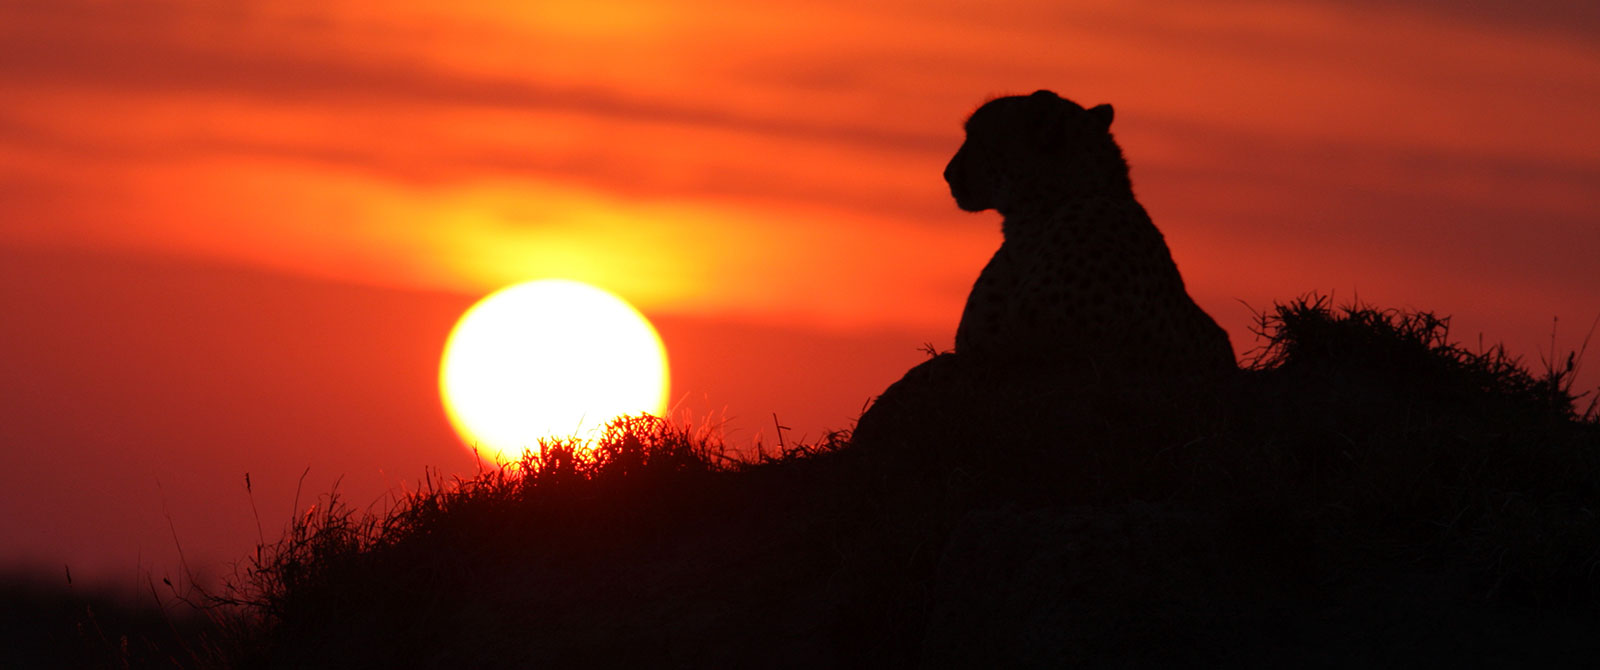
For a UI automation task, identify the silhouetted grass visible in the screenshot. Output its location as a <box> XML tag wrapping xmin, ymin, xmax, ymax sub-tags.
<box><xmin>1248</xmin><ymin>294</ymin><xmax>1589</xmax><ymax>421</ymax></box>
<box><xmin>69</xmin><ymin>295</ymin><xmax>1600</xmax><ymax>667</ymax></box>
<box><xmin>1226</xmin><ymin>296</ymin><xmax>1600</xmax><ymax>602</ymax></box>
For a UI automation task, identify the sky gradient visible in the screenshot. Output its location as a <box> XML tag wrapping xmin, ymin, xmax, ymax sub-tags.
<box><xmin>2</xmin><ymin>0</ymin><xmax>1597</xmax><ymax>590</ymax></box>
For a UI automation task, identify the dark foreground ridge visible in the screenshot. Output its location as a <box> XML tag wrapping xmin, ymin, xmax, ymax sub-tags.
<box><xmin>30</xmin><ymin>297</ymin><xmax>1600</xmax><ymax>668</ymax></box>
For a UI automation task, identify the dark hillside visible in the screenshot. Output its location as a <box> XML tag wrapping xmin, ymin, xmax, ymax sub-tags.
<box><xmin>48</xmin><ymin>297</ymin><xmax>1600</xmax><ymax>667</ymax></box>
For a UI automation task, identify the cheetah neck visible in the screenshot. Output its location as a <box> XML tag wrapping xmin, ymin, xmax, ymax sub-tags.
<box><xmin>999</xmin><ymin>193</ymin><xmax>1134</xmax><ymax>240</ymax></box>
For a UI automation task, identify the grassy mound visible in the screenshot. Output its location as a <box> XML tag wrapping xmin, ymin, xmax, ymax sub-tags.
<box><xmin>92</xmin><ymin>297</ymin><xmax>1600</xmax><ymax>667</ymax></box>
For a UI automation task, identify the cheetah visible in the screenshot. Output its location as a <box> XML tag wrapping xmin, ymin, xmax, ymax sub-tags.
<box><xmin>853</xmin><ymin>91</ymin><xmax>1235</xmax><ymax>447</ymax></box>
<box><xmin>944</xmin><ymin>89</ymin><xmax>1235</xmax><ymax>382</ymax></box>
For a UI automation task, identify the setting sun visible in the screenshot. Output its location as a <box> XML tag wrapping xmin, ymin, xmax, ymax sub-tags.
<box><xmin>439</xmin><ymin>279</ymin><xmax>669</xmax><ymax>462</ymax></box>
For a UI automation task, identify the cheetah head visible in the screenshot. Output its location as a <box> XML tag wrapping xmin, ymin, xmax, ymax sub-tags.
<box><xmin>943</xmin><ymin>90</ymin><xmax>1120</xmax><ymax>215</ymax></box>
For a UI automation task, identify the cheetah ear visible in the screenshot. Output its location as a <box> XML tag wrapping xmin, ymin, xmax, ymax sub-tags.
<box><xmin>1088</xmin><ymin>103</ymin><xmax>1114</xmax><ymax>128</ymax></box>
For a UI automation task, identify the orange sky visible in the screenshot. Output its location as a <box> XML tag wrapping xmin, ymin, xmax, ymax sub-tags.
<box><xmin>2</xmin><ymin>0</ymin><xmax>1597</xmax><ymax>588</ymax></box>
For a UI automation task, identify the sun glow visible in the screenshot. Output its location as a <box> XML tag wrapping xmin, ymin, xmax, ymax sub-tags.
<box><xmin>439</xmin><ymin>279</ymin><xmax>669</xmax><ymax>462</ymax></box>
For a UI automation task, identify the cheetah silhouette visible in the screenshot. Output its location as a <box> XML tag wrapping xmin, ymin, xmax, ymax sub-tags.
<box><xmin>856</xmin><ymin>91</ymin><xmax>1235</xmax><ymax>445</ymax></box>
<box><xmin>947</xmin><ymin>90</ymin><xmax>1235</xmax><ymax>379</ymax></box>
